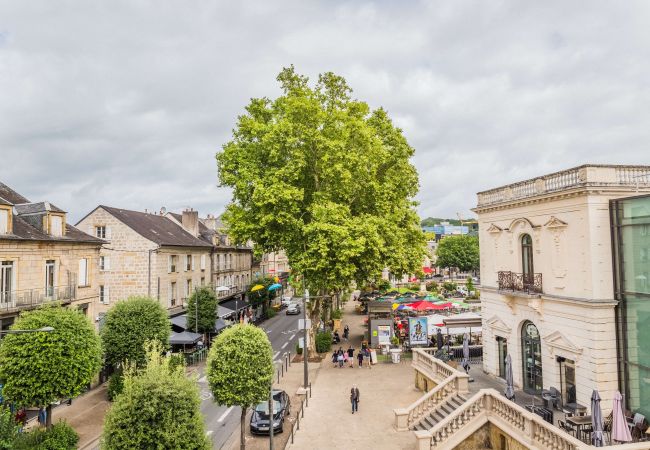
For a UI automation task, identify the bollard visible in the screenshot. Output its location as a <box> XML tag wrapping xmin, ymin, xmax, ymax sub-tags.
<box><xmin>288</xmin><ymin>351</ymin><xmax>291</xmax><ymax>366</ymax></box>
<box><xmin>309</xmin><ymin>382</ymin><xmax>312</xmax><ymax>398</ymax></box>
<box><xmin>285</xmin><ymin>353</ymin><xmax>289</xmax><ymax>371</ymax></box>
<box><xmin>277</xmin><ymin>369</ymin><xmax>280</xmax><ymax>384</ymax></box>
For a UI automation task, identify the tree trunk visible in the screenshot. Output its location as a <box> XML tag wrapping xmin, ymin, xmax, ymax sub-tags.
<box><xmin>240</xmin><ymin>407</ymin><xmax>247</xmax><ymax>450</ymax></box>
<box><xmin>46</xmin><ymin>404</ymin><xmax>52</xmax><ymax>429</ymax></box>
<box><xmin>307</xmin><ymin>297</ymin><xmax>322</xmax><ymax>356</ymax></box>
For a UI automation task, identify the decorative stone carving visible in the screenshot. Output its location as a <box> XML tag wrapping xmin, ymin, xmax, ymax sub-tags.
<box><xmin>577</xmin><ymin>167</ymin><xmax>587</xmax><ymax>182</ymax></box>
<box><xmin>527</xmin><ymin>297</ymin><xmax>543</xmax><ymax>318</ymax></box>
<box><xmin>544</xmin><ymin>216</ymin><xmax>568</xmax><ymax>281</ymax></box>
<box><xmin>543</xmin><ymin>330</ymin><xmax>583</xmax><ymax>357</ymax></box>
<box><xmin>486</xmin><ymin>223</ymin><xmax>503</xmax><ymax>234</ymax></box>
<box><xmin>534</xmin><ymin>178</ymin><xmax>545</xmax><ymax>194</ymax></box>
<box><xmin>486</xmin><ymin>315</ymin><xmax>512</xmax><ymax>336</ymax></box>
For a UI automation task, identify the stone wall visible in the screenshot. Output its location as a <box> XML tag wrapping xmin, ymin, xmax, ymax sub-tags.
<box><xmin>453</xmin><ymin>423</ymin><xmax>529</xmax><ymax>450</ymax></box>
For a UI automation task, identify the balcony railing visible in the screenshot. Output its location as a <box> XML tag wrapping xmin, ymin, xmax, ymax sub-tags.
<box><xmin>0</xmin><ymin>286</ymin><xmax>76</xmax><ymax>312</ymax></box>
<box><xmin>498</xmin><ymin>271</ymin><xmax>543</xmax><ymax>294</ymax></box>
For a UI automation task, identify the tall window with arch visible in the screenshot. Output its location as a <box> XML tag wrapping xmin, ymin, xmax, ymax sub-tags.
<box><xmin>521</xmin><ymin>234</ymin><xmax>534</xmax><ymax>282</ymax></box>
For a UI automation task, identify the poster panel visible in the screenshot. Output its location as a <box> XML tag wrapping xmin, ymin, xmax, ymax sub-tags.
<box><xmin>409</xmin><ymin>317</ymin><xmax>428</xmax><ymax>345</ymax></box>
<box><xmin>377</xmin><ymin>325</ymin><xmax>391</xmax><ymax>345</ymax></box>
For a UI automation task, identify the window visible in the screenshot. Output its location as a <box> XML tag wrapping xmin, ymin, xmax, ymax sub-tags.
<box><xmin>186</xmin><ymin>279</ymin><xmax>192</xmax><ymax>298</ymax></box>
<box><xmin>99</xmin><ymin>285</ymin><xmax>109</xmax><ymax>304</ymax></box>
<box><xmin>186</xmin><ymin>255</ymin><xmax>192</xmax><ymax>271</ymax></box>
<box><xmin>45</xmin><ymin>260</ymin><xmax>56</xmax><ymax>297</ymax></box>
<box><xmin>521</xmin><ymin>234</ymin><xmax>534</xmax><ymax>280</ymax></box>
<box><xmin>200</xmin><ymin>277</ymin><xmax>205</xmax><ymax>286</ymax></box>
<box><xmin>95</xmin><ymin>226</ymin><xmax>106</xmax><ymax>239</ymax></box>
<box><xmin>1</xmin><ymin>261</ymin><xmax>14</xmax><ymax>305</ymax></box>
<box><xmin>521</xmin><ymin>321</ymin><xmax>542</xmax><ymax>393</ymax></box>
<box><xmin>78</xmin><ymin>258</ymin><xmax>88</xmax><ymax>286</ymax></box>
<box><xmin>0</xmin><ymin>209</ymin><xmax>8</xmax><ymax>234</ymax></box>
<box><xmin>169</xmin><ymin>255</ymin><xmax>177</xmax><ymax>273</ymax></box>
<box><xmin>170</xmin><ymin>282</ymin><xmax>177</xmax><ymax>307</ymax></box>
<box><xmin>99</xmin><ymin>256</ymin><xmax>110</xmax><ymax>271</ymax></box>
<box><xmin>51</xmin><ymin>215</ymin><xmax>63</xmax><ymax>237</ymax></box>
<box><xmin>200</xmin><ymin>254</ymin><xmax>206</xmax><ymax>271</ymax></box>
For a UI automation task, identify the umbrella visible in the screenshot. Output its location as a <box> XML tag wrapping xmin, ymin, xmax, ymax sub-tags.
<box><xmin>215</xmin><ymin>285</ymin><xmax>230</xmax><ymax>292</ymax></box>
<box><xmin>591</xmin><ymin>390</ymin><xmax>604</xmax><ymax>446</ymax></box>
<box><xmin>611</xmin><ymin>391</ymin><xmax>632</xmax><ymax>443</ymax></box>
<box><xmin>462</xmin><ymin>333</ymin><xmax>471</xmax><ymax>373</ymax></box>
<box><xmin>268</xmin><ymin>283</ymin><xmax>282</xmax><ymax>291</ymax></box>
<box><xmin>436</xmin><ymin>329</ymin><xmax>444</xmax><ymax>350</ymax></box>
<box><xmin>504</xmin><ymin>354</ymin><xmax>515</xmax><ymax>401</ymax></box>
<box><xmin>392</xmin><ymin>303</ymin><xmax>411</xmax><ymax>311</ymax></box>
<box><xmin>251</xmin><ymin>284</ymin><xmax>264</xmax><ymax>292</ymax></box>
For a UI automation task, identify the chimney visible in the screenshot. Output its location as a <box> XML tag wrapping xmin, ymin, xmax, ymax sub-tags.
<box><xmin>182</xmin><ymin>208</ymin><xmax>199</xmax><ymax>237</ymax></box>
<box><xmin>203</xmin><ymin>213</ymin><xmax>217</xmax><ymax>231</ymax></box>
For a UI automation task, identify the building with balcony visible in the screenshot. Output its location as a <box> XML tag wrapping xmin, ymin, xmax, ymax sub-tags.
<box><xmin>0</xmin><ymin>181</ymin><xmax>103</xmax><ymax>331</ymax></box>
<box><xmin>474</xmin><ymin>164</ymin><xmax>650</xmax><ymax>416</ymax></box>
<box><xmin>76</xmin><ymin>206</ymin><xmax>212</xmax><ymax>316</ymax></box>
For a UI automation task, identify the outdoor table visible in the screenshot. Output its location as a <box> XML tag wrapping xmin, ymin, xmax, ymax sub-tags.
<box><xmin>566</xmin><ymin>415</ymin><xmax>592</xmax><ymax>442</ymax></box>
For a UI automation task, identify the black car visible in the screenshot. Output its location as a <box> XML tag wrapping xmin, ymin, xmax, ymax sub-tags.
<box><xmin>250</xmin><ymin>390</ymin><xmax>290</xmax><ymax>435</ymax></box>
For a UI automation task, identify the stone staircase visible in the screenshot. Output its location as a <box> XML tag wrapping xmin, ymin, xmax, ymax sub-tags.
<box><xmin>412</xmin><ymin>394</ymin><xmax>468</xmax><ymax>432</ymax></box>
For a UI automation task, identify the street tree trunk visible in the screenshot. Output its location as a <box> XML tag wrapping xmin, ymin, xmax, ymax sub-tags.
<box><xmin>46</xmin><ymin>404</ymin><xmax>52</xmax><ymax>429</ymax></box>
<box><xmin>240</xmin><ymin>407</ymin><xmax>247</xmax><ymax>450</ymax></box>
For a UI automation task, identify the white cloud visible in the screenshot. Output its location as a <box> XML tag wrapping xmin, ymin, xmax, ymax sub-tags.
<box><xmin>1</xmin><ymin>0</ymin><xmax>649</xmax><ymax>222</ymax></box>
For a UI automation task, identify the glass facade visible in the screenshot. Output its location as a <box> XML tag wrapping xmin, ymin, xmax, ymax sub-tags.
<box><xmin>612</xmin><ymin>194</ymin><xmax>650</xmax><ymax>416</ymax></box>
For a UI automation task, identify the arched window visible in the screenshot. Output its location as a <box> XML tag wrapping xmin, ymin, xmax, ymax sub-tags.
<box><xmin>521</xmin><ymin>234</ymin><xmax>534</xmax><ymax>280</ymax></box>
<box><xmin>521</xmin><ymin>321</ymin><xmax>543</xmax><ymax>393</ymax></box>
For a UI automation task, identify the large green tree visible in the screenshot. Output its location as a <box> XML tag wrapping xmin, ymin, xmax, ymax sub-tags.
<box><xmin>207</xmin><ymin>325</ymin><xmax>273</xmax><ymax>450</ymax></box>
<box><xmin>0</xmin><ymin>306</ymin><xmax>102</xmax><ymax>428</ymax></box>
<box><xmin>216</xmin><ymin>67</ymin><xmax>426</xmax><ymax>352</ymax></box>
<box><xmin>100</xmin><ymin>296</ymin><xmax>170</xmax><ymax>368</ymax></box>
<box><xmin>186</xmin><ymin>286</ymin><xmax>218</xmax><ymax>333</ymax></box>
<box><xmin>102</xmin><ymin>342</ymin><xmax>209</xmax><ymax>450</ymax></box>
<box><xmin>435</xmin><ymin>235</ymin><xmax>480</xmax><ymax>273</ymax></box>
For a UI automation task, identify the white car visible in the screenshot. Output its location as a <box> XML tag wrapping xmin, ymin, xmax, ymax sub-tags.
<box><xmin>281</xmin><ymin>297</ymin><xmax>294</xmax><ymax>308</ymax></box>
<box><xmin>286</xmin><ymin>304</ymin><xmax>301</xmax><ymax>315</ymax></box>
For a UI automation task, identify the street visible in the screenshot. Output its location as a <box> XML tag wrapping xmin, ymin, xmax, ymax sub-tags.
<box><xmin>198</xmin><ymin>309</ymin><xmax>303</xmax><ymax>449</ymax></box>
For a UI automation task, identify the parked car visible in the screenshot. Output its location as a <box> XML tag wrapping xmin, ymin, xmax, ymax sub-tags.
<box><xmin>250</xmin><ymin>390</ymin><xmax>290</xmax><ymax>435</ymax></box>
<box><xmin>281</xmin><ymin>297</ymin><xmax>294</xmax><ymax>308</ymax></box>
<box><xmin>286</xmin><ymin>304</ymin><xmax>301</xmax><ymax>315</ymax></box>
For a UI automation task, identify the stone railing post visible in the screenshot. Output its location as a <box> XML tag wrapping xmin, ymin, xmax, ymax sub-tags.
<box><xmin>455</xmin><ymin>373</ymin><xmax>470</xmax><ymax>395</ymax></box>
<box><xmin>394</xmin><ymin>408</ymin><xmax>409</xmax><ymax>431</ymax></box>
<box><xmin>414</xmin><ymin>430</ymin><xmax>432</xmax><ymax>450</ymax></box>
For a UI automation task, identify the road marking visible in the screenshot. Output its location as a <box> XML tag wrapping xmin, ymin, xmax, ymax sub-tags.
<box><xmin>273</xmin><ymin>351</ymin><xmax>280</xmax><ymax>360</ymax></box>
<box><xmin>218</xmin><ymin>406</ymin><xmax>234</xmax><ymax>423</ymax></box>
<box><xmin>281</xmin><ymin>342</ymin><xmax>288</xmax><ymax>349</ymax></box>
<box><xmin>289</xmin><ymin>334</ymin><xmax>296</xmax><ymax>341</ymax></box>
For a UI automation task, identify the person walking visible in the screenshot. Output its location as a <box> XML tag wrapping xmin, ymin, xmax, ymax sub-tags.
<box><xmin>337</xmin><ymin>350</ymin><xmax>344</xmax><ymax>368</ymax></box>
<box><xmin>343</xmin><ymin>324</ymin><xmax>350</xmax><ymax>341</ymax></box>
<box><xmin>364</xmin><ymin>347</ymin><xmax>372</xmax><ymax>369</ymax></box>
<box><xmin>347</xmin><ymin>346</ymin><xmax>355</xmax><ymax>368</ymax></box>
<box><xmin>350</xmin><ymin>385</ymin><xmax>360</xmax><ymax>414</ymax></box>
<box><xmin>357</xmin><ymin>350</ymin><xmax>364</xmax><ymax>368</ymax></box>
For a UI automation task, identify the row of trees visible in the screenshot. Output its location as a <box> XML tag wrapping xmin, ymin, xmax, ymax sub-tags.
<box><xmin>435</xmin><ymin>234</ymin><xmax>480</xmax><ymax>275</ymax></box>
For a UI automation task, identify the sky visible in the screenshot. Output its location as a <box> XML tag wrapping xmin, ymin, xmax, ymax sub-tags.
<box><xmin>1</xmin><ymin>1</ymin><xmax>649</xmax><ymax>223</ymax></box>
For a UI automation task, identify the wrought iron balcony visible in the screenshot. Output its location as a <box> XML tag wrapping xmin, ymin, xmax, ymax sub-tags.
<box><xmin>497</xmin><ymin>271</ymin><xmax>543</xmax><ymax>295</ymax></box>
<box><xmin>0</xmin><ymin>286</ymin><xmax>75</xmax><ymax>313</ymax></box>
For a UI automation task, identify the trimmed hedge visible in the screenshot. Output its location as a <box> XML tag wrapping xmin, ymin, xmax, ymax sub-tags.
<box><xmin>316</xmin><ymin>331</ymin><xmax>332</xmax><ymax>353</ymax></box>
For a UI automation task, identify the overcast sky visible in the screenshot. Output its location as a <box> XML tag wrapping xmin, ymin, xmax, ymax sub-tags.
<box><xmin>1</xmin><ymin>1</ymin><xmax>649</xmax><ymax>223</ymax></box>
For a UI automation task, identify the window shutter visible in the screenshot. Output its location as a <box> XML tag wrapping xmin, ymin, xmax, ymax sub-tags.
<box><xmin>78</xmin><ymin>259</ymin><xmax>88</xmax><ymax>286</ymax></box>
<box><xmin>106</xmin><ymin>226</ymin><xmax>112</xmax><ymax>240</ymax></box>
<box><xmin>168</xmin><ymin>255</ymin><xmax>172</xmax><ymax>273</ymax></box>
<box><xmin>104</xmin><ymin>285</ymin><xmax>110</xmax><ymax>304</ymax></box>
<box><xmin>200</xmin><ymin>255</ymin><xmax>206</xmax><ymax>270</ymax></box>
<box><xmin>0</xmin><ymin>209</ymin><xmax>8</xmax><ymax>234</ymax></box>
<box><xmin>105</xmin><ymin>256</ymin><xmax>111</xmax><ymax>271</ymax></box>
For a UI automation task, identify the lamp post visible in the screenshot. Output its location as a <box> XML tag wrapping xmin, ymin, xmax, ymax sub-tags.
<box><xmin>303</xmin><ymin>288</ymin><xmax>309</xmax><ymax>389</ymax></box>
<box><xmin>0</xmin><ymin>326</ymin><xmax>54</xmax><ymax>335</ymax></box>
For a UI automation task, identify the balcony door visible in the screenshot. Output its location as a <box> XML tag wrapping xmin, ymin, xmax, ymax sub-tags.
<box><xmin>1</xmin><ymin>261</ymin><xmax>13</xmax><ymax>306</ymax></box>
<box><xmin>522</xmin><ymin>321</ymin><xmax>543</xmax><ymax>393</ymax></box>
<box><xmin>521</xmin><ymin>234</ymin><xmax>534</xmax><ymax>287</ymax></box>
<box><xmin>45</xmin><ymin>260</ymin><xmax>55</xmax><ymax>298</ymax></box>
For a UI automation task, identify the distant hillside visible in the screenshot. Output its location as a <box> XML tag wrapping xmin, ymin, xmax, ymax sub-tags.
<box><xmin>421</xmin><ymin>217</ymin><xmax>462</xmax><ymax>227</ymax></box>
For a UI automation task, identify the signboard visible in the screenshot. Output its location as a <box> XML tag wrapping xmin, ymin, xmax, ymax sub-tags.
<box><xmin>377</xmin><ymin>325</ymin><xmax>391</xmax><ymax>345</ymax></box>
<box><xmin>298</xmin><ymin>335</ymin><xmax>309</xmax><ymax>348</ymax></box>
<box><xmin>298</xmin><ymin>319</ymin><xmax>312</xmax><ymax>330</ymax></box>
<box><xmin>409</xmin><ymin>317</ymin><xmax>428</xmax><ymax>346</ymax></box>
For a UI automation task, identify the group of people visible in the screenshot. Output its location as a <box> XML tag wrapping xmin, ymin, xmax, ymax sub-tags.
<box><xmin>332</xmin><ymin>344</ymin><xmax>372</xmax><ymax>369</ymax></box>
<box><xmin>332</xmin><ymin>324</ymin><xmax>350</xmax><ymax>344</ymax></box>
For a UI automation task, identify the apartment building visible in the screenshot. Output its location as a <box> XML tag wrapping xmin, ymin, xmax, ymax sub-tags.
<box><xmin>474</xmin><ymin>164</ymin><xmax>650</xmax><ymax>414</ymax></box>
<box><xmin>0</xmin><ymin>182</ymin><xmax>103</xmax><ymax>331</ymax></box>
<box><xmin>76</xmin><ymin>206</ymin><xmax>212</xmax><ymax>315</ymax></box>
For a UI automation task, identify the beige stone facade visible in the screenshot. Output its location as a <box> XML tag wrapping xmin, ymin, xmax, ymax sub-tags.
<box><xmin>474</xmin><ymin>165</ymin><xmax>650</xmax><ymax>412</ymax></box>
<box><xmin>260</xmin><ymin>250</ymin><xmax>289</xmax><ymax>277</ymax></box>
<box><xmin>77</xmin><ymin>206</ymin><xmax>212</xmax><ymax>315</ymax></box>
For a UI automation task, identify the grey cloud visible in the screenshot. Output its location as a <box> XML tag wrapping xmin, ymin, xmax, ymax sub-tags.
<box><xmin>1</xmin><ymin>0</ymin><xmax>649</xmax><ymax>223</ymax></box>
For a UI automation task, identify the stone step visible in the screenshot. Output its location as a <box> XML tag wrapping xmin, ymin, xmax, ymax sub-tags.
<box><xmin>413</xmin><ymin>395</ymin><xmax>472</xmax><ymax>431</ymax></box>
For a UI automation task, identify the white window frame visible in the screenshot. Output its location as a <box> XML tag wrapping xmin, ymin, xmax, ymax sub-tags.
<box><xmin>99</xmin><ymin>255</ymin><xmax>111</xmax><ymax>271</ymax></box>
<box><xmin>169</xmin><ymin>255</ymin><xmax>177</xmax><ymax>273</ymax></box>
<box><xmin>0</xmin><ymin>209</ymin><xmax>8</xmax><ymax>234</ymax></box>
<box><xmin>99</xmin><ymin>285</ymin><xmax>110</xmax><ymax>304</ymax></box>
<box><xmin>186</xmin><ymin>254</ymin><xmax>192</xmax><ymax>271</ymax></box>
<box><xmin>95</xmin><ymin>226</ymin><xmax>106</xmax><ymax>239</ymax></box>
<box><xmin>200</xmin><ymin>254</ymin><xmax>206</xmax><ymax>271</ymax></box>
<box><xmin>51</xmin><ymin>215</ymin><xmax>63</xmax><ymax>237</ymax></box>
<box><xmin>170</xmin><ymin>281</ymin><xmax>177</xmax><ymax>307</ymax></box>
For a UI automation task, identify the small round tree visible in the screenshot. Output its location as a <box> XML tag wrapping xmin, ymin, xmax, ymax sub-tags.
<box><xmin>207</xmin><ymin>325</ymin><xmax>273</xmax><ymax>450</ymax></box>
<box><xmin>102</xmin><ymin>342</ymin><xmax>209</xmax><ymax>450</ymax></box>
<box><xmin>100</xmin><ymin>296</ymin><xmax>170</xmax><ymax>368</ymax></box>
<box><xmin>186</xmin><ymin>286</ymin><xmax>218</xmax><ymax>333</ymax></box>
<box><xmin>0</xmin><ymin>306</ymin><xmax>102</xmax><ymax>428</ymax></box>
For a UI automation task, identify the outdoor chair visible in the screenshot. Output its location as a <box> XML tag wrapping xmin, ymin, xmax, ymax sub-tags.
<box><xmin>542</xmin><ymin>387</ymin><xmax>561</xmax><ymax>410</ymax></box>
<box><xmin>558</xmin><ymin>420</ymin><xmax>575</xmax><ymax>436</ymax></box>
<box><xmin>603</xmin><ymin>411</ymin><xmax>613</xmax><ymax>444</ymax></box>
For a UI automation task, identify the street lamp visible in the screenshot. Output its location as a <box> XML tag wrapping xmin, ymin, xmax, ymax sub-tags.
<box><xmin>0</xmin><ymin>326</ymin><xmax>54</xmax><ymax>335</ymax></box>
<box><xmin>303</xmin><ymin>288</ymin><xmax>309</xmax><ymax>389</ymax></box>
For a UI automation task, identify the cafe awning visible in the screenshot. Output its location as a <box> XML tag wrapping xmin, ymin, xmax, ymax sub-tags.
<box><xmin>169</xmin><ymin>331</ymin><xmax>202</xmax><ymax>345</ymax></box>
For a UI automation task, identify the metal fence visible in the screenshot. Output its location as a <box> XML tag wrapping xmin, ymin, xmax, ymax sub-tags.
<box><xmin>0</xmin><ymin>286</ymin><xmax>75</xmax><ymax>312</ymax></box>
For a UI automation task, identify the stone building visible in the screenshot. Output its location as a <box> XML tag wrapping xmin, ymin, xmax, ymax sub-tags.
<box><xmin>474</xmin><ymin>164</ymin><xmax>650</xmax><ymax>414</ymax></box>
<box><xmin>259</xmin><ymin>250</ymin><xmax>290</xmax><ymax>279</ymax></box>
<box><xmin>0</xmin><ymin>182</ymin><xmax>103</xmax><ymax>331</ymax></box>
<box><xmin>76</xmin><ymin>206</ymin><xmax>212</xmax><ymax>316</ymax></box>
<box><xmin>200</xmin><ymin>214</ymin><xmax>254</xmax><ymax>299</ymax></box>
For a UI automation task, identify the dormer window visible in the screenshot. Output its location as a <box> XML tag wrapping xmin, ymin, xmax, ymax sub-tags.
<box><xmin>95</xmin><ymin>226</ymin><xmax>106</xmax><ymax>239</ymax></box>
<box><xmin>50</xmin><ymin>215</ymin><xmax>63</xmax><ymax>237</ymax></box>
<box><xmin>0</xmin><ymin>208</ymin><xmax>9</xmax><ymax>234</ymax></box>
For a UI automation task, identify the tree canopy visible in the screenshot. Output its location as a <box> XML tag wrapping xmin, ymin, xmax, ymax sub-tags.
<box><xmin>216</xmin><ymin>67</ymin><xmax>426</xmax><ymax>350</ymax></box>
<box><xmin>207</xmin><ymin>325</ymin><xmax>273</xmax><ymax>450</ymax></box>
<box><xmin>186</xmin><ymin>286</ymin><xmax>218</xmax><ymax>333</ymax></box>
<box><xmin>102</xmin><ymin>342</ymin><xmax>209</xmax><ymax>450</ymax></box>
<box><xmin>0</xmin><ymin>307</ymin><xmax>102</xmax><ymax>414</ymax></box>
<box><xmin>435</xmin><ymin>235</ymin><xmax>480</xmax><ymax>272</ymax></box>
<box><xmin>100</xmin><ymin>296</ymin><xmax>170</xmax><ymax>368</ymax></box>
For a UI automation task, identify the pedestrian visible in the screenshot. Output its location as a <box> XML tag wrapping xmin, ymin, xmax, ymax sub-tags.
<box><xmin>332</xmin><ymin>351</ymin><xmax>338</xmax><ymax>367</ymax></box>
<box><xmin>334</xmin><ymin>331</ymin><xmax>341</xmax><ymax>344</ymax></box>
<box><xmin>357</xmin><ymin>350</ymin><xmax>364</xmax><ymax>368</ymax></box>
<box><xmin>347</xmin><ymin>346</ymin><xmax>355</xmax><ymax>368</ymax></box>
<box><xmin>364</xmin><ymin>347</ymin><xmax>372</xmax><ymax>369</ymax></box>
<box><xmin>343</xmin><ymin>324</ymin><xmax>350</xmax><ymax>341</ymax></box>
<box><xmin>350</xmin><ymin>385</ymin><xmax>360</xmax><ymax>414</ymax></box>
<box><xmin>337</xmin><ymin>351</ymin><xmax>344</xmax><ymax>368</ymax></box>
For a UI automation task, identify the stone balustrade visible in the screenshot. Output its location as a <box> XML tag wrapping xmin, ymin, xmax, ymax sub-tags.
<box><xmin>413</xmin><ymin>389</ymin><xmax>650</xmax><ymax>450</ymax></box>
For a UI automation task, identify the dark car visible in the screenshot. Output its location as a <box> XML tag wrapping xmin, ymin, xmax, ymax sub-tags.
<box><xmin>250</xmin><ymin>390</ymin><xmax>290</xmax><ymax>435</ymax></box>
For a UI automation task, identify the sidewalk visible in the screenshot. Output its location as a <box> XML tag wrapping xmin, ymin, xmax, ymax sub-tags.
<box><xmin>287</xmin><ymin>294</ymin><xmax>421</xmax><ymax>450</ymax></box>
